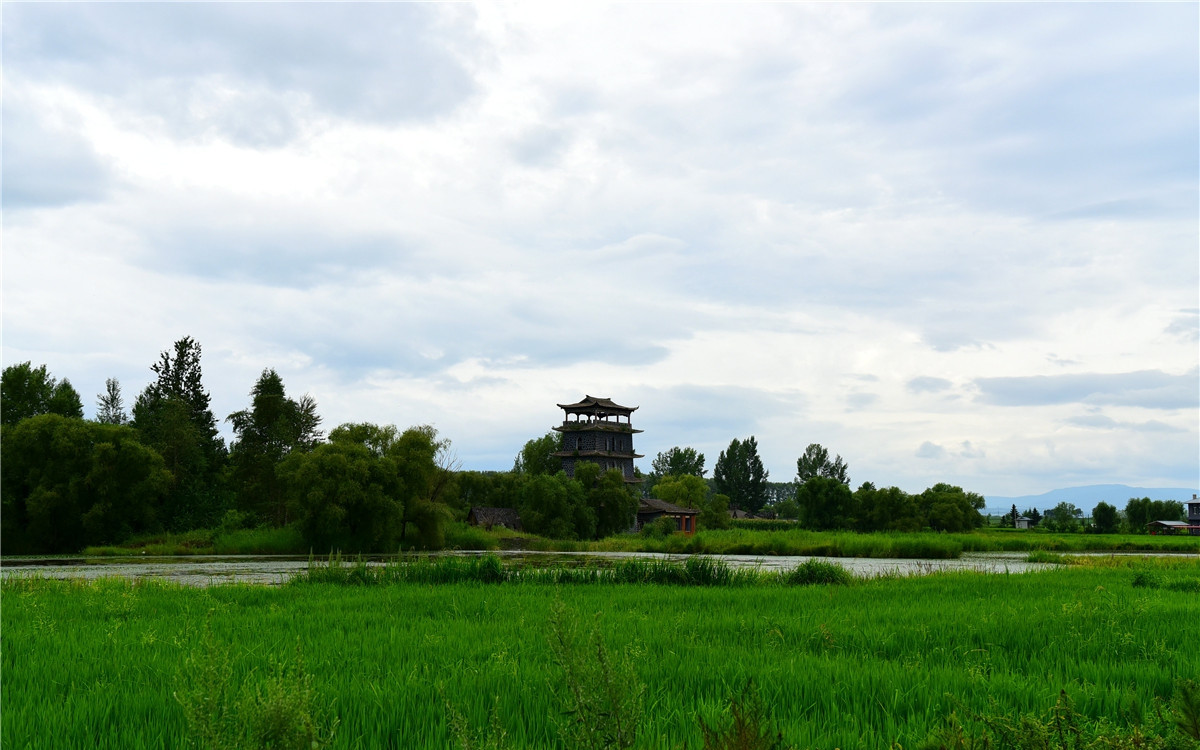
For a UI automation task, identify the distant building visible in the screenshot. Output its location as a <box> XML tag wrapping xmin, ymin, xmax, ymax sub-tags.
<box><xmin>1147</xmin><ymin>520</ymin><xmax>1199</xmax><ymax>536</ymax></box>
<box><xmin>552</xmin><ymin>395</ymin><xmax>643</xmax><ymax>483</ymax></box>
<box><xmin>1148</xmin><ymin>494</ymin><xmax>1200</xmax><ymax>536</ymax></box>
<box><xmin>637</xmin><ymin>497</ymin><xmax>699</xmax><ymax>535</ymax></box>
<box><xmin>1015</xmin><ymin>516</ymin><xmax>1032</xmax><ymax>530</ymax></box>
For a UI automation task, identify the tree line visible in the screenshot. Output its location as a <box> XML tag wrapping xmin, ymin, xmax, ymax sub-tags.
<box><xmin>0</xmin><ymin>340</ymin><xmax>988</xmax><ymax>555</ymax></box>
<box><xmin>5</xmin><ymin>340</ymin><xmax>1179</xmax><ymax>554</ymax></box>
<box><xmin>1008</xmin><ymin>498</ymin><xmax>1187</xmax><ymax>534</ymax></box>
<box><xmin>1</xmin><ymin>339</ymin><xmax>654</xmax><ymax>554</ymax></box>
<box><xmin>1</xmin><ymin>339</ymin><xmax>454</xmax><ymax>554</ymax></box>
<box><xmin>633</xmin><ymin>438</ymin><xmax>987</xmax><ymax>533</ymax></box>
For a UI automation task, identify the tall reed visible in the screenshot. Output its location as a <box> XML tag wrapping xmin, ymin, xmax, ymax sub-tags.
<box><xmin>292</xmin><ymin>553</ymin><xmax>842</xmax><ymax>588</ymax></box>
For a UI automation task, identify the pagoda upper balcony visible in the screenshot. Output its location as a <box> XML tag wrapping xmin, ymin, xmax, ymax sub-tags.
<box><xmin>554</xmin><ymin>419</ymin><xmax>643</xmax><ymax>434</ymax></box>
<box><xmin>553</xmin><ymin>395</ymin><xmax>643</xmax><ymax>433</ymax></box>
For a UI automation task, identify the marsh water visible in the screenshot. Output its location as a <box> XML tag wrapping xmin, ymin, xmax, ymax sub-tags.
<box><xmin>0</xmin><ymin>550</ymin><xmax>1110</xmax><ymax>587</ymax></box>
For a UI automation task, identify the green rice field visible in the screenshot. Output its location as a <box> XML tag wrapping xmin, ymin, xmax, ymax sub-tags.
<box><xmin>4</xmin><ymin>558</ymin><xmax>1198</xmax><ymax>749</ymax></box>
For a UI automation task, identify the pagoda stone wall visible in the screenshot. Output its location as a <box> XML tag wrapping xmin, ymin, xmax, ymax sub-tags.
<box><xmin>560</xmin><ymin>456</ymin><xmax>637</xmax><ymax>481</ymax></box>
<box><xmin>561</xmin><ymin>431</ymin><xmax>634</xmax><ymax>453</ymax></box>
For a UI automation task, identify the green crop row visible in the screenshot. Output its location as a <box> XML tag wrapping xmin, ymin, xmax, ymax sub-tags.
<box><xmin>5</xmin><ymin>559</ymin><xmax>1198</xmax><ymax>749</ymax></box>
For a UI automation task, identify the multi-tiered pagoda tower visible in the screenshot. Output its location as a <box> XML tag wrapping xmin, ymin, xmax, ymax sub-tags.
<box><xmin>552</xmin><ymin>395</ymin><xmax>643</xmax><ymax>483</ymax></box>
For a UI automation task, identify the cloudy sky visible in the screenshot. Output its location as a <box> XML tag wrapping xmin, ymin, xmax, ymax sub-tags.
<box><xmin>4</xmin><ymin>3</ymin><xmax>1197</xmax><ymax>499</ymax></box>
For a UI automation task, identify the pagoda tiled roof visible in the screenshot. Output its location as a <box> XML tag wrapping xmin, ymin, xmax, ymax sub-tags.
<box><xmin>638</xmin><ymin>497</ymin><xmax>700</xmax><ymax>515</ymax></box>
<box><xmin>557</xmin><ymin>395</ymin><xmax>638</xmax><ymax>415</ymax></box>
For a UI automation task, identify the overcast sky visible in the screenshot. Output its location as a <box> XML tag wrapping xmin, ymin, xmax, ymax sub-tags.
<box><xmin>4</xmin><ymin>3</ymin><xmax>1197</xmax><ymax>499</ymax></box>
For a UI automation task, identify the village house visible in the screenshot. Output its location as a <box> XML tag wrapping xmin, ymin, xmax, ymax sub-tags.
<box><xmin>636</xmin><ymin>496</ymin><xmax>700</xmax><ymax>535</ymax></box>
<box><xmin>1148</xmin><ymin>494</ymin><xmax>1200</xmax><ymax>536</ymax></box>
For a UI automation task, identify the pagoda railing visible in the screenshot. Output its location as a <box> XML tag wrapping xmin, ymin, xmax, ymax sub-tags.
<box><xmin>558</xmin><ymin>419</ymin><xmax>635</xmax><ymax>432</ymax></box>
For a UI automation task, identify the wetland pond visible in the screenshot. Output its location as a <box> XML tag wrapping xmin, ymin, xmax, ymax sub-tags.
<box><xmin>0</xmin><ymin>550</ymin><xmax>1151</xmax><ymax>587</ymax></box>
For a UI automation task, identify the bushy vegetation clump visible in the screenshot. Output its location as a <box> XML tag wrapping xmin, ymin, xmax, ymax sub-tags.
<box><xmin>781</xmin><ymin>559</ymin><xmax>853</xmax><ymax>586</ymax></box>
<box><xmin>922</xmin><ymin>684</ymin><xmax>1200</xmax><ymax>750</ymax></box>
<box><xmin>291</xmin><ymin>553</ymin><xmax>849</xmax><ymax>588</ymax></box>
<box><xmin>177</xmin><ymin>624</ymin><xmax>338</xmax><ymax>750</ymax></box>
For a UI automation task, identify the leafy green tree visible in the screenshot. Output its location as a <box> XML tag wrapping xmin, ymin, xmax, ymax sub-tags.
<box><xmin>645</xmin><ymin>446</ymin><xmax>706</xmax><ymax>491</ymax></box>
<box><xmin>1154</xmin><ymin>500</ymin><xmax>1185</xmax><ymax>522</ymax></box>
<box><xmin>446</xmin><ymin>471</ymin><xmax>515</xmax><ymax>514</ymax></box>
<box><xmin>326</xmin><ymin>423</ymin><xmax>448</xmax><ymax>548</ymax></box>
<box><xmin>1</xmin><ymin>362</ymin><xmax>84</xmax><ymax>426</ymax></box>
<box><xmin>855</xmin><ymin>483</ymin><xmax>920</xmax><ymax>532</ymax></box>
<box><xmin>1010</xmin><ymin>504</ymin><xmax>1019</xmax><ymax>528</ymax></box>
<box><xmin>713</xmin><ymin>437</ymin><xmax>769</xmax><ymax>513</ymax></box>
<box><xmin>133</xmin><ymin>395</ymin><xmax>217</xmax><ymax>530</ymax></box>
<box><xmin>1091</xmin><ymin>501</ymin><xmax>1119</xmax><ymax>534</ymax></box>
<box><xmin>1125</xmin><ymin>497</ymin><xmax>1185</xmax><ymax>532</ymax></box>
<box><xmin>132</xmin><ymin>337</ymin><xmax>227</xmax><ymax>529</ymax></box>
<box><xmin>390</xmin><ymin>425</ymin><xmax>447</xmax><ymax>546</ymax></box>
<box><xmin>1124</xmin><ymin>497</ymin><xmax>1151</xmax><ymax>532</ymax></box>
<box><xmin>795</xmin><ymin>443</ymin><xmax>849</xmax><ymax>486</ymax></box>
<box><xmin>517</xmin><ymin>472</ymin><xmax>594</xmax><ymax>540</ymax></box>
<box><xmin>513</xmin><ymin>432</ymin><xmax>564</xmax><ymax>475</ymax></box>
<box><xmin>133</xmin><ymin>337</ymin><xmax>223</xmax><ymax>466</ymax></box>
<box><xmin>700</xmin><ymin>493</ymin><xmax>731</xmax><ymax>530</ymax></box>
<box><xmin>278</xmin><ymin>422</ymin><xmax>447</xmax><ymax>552</ymax></box>
<box><xmin>772</xmin><ymin>497</ymin><xmax>800</xmax><ymax>520</ymax></box>
<box><xmin>796</xmin><ymin>476</ymin><xmax>855</xmax><ymax>530</ymax></box>
<box><xmin>95</xmin><ymin>378</ymin><xmax>129</xmax><ymax>425</ymax></box>
<box><xmin>652</xmin><ymin>473</ymin><xmax>709</xmax><ymax>509</ymax></box>
<box><xmin>1</xmin><ymin>414</ymin><xmax>171</xmax><ymax>553</ymax></box>
<box><xmin>227</xmin><ymin>369</ymin><xmax>323</xmax><ymax>526</ymax></box>
<box><xmin>277</xmin><ymin>440</ymin><xmax>403</xmax><ymax>552</ymax></box>
<box><xmin>589</xmin><ymin>468</ymin><xmax>640</xmax><ymax>537</ymax></box>
<box><xmin>653</xmin><ymin>473</ymin><xmax>729</xmax><ymax>530</ymax></box>
<box><xmin>1044</xmin><ymin>501</ymin><xmax>1083</xmax><ymax>532</ymax></box>
<box><xmin>764</xmin><ymin>481</ymin><xmax>798</xmax><ymax>508</ymax></box>
<box><xmin>643</xmin><ymin>446</ymin><xmax>706</xmax><ymax>498</ymax></box>
<box><xmin>51</xmin><ymin>384</ymin><xmax>84</xmax><ymax>420</ymax></box>
<box><xmin>652</xmin><ymin>447</ymin><xmax>706</xmax><ymax>477</ymax></box>
<box><xmin>917</xmin><ymin>484</ymin><xmax>985</xmax><ymax>532</ymax></box>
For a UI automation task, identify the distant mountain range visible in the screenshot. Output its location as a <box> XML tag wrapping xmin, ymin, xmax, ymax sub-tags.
<box><xmin>985</xmin><ymin>484</ymin><xmax>1198</xmax><ymax>515</ymax></box>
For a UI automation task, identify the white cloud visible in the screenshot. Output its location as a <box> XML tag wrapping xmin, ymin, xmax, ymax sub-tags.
<box><xmin>2</xmin><ymin>3</ymin><xmax>1196</xmax><ymax>497</ymax></box>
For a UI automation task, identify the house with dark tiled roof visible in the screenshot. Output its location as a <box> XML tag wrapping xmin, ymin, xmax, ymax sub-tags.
<box><xmin>637</xmin><ymin>497</ymin><xmax>699</xmax><ymax>535</ymax></box>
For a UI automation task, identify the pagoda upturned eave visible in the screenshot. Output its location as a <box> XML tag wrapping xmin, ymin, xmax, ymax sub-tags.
<box><xmin>556</xmin><ymin>395</ymin><xmax>638</xmax><ymax>415</ymax></box>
